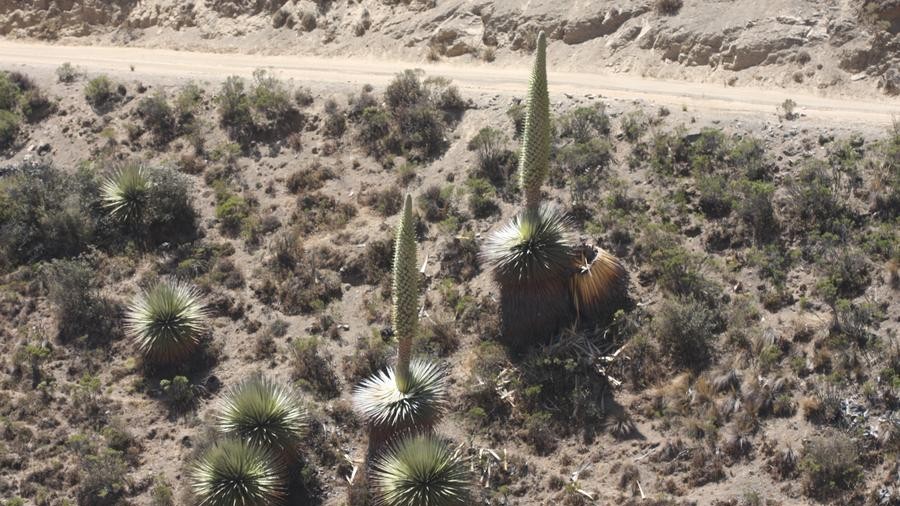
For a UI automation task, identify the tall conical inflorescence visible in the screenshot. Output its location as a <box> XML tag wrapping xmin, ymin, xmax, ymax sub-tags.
<box><xmin>482</xmin><ymin>30</ymin><xmax>628</xmax><ymax>345</ymax></box>
<box><xmin>392</xmin><ymin>194</ymin><xmax>418</xmax><ymax>393</ymax></box>
<box><xmin>353</xmin><ymin>194</ymin><xmax>447</xmax><ymax>443</ymax></box>
<box><xmin>518</xmin><ymin>31</ymin><xmax>551</xmax><ymax>210</ymax></box>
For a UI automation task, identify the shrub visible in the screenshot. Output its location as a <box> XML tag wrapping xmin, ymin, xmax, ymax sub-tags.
<box><xmin>779</xmin><ymin>99</ymin><xmax>797</xmax><ymax>120</ymax></box>
<box><xmin>466</xmin><ymin>177</ymin><xmax>498</xmax><ymax>218</ymax></box>
<box><xmin>620</xmin><ymin>110</ymin><xmax>647</xmax><ymax>143</ymax></box>
<box><xmin>214</xmin><ymin>187</ymin><xmax>253</xmax><ymax>237</ymax></box>
<box><xmin>555</xmin><ymin>139</ymin><xmax>613</xmax><ymax>203</ymax></box>
<box><xmin>0</xmin><ymin>72</ymin><xmax>21</xmax><ymax>111</ymax></box>
<box><xmin>356</xmin><ymin>106</ymin><xmax>393</xmax><ymax>156</ymax></box>
<box><xmin>160</xmin><ymin>375</ymin><xmax>196</xmax><ymax>409</ymax></box>
<box><xmin>292</xmin><ymin>336</ymin><xmax>341</xmax><ymax>399</ymax></box>
<box><xmin>816</xmin><ymin>248</ymin><xmax>871</xmax><ymax>304</ymax></box>
<box><xmin>396</xmin><ymin>104</ymin><xmax>446</xmax><ymax>159</ymax></box>
<box><xmin>362</xmin><ymin>186</ymin><xmax>403</xmax><ymax>217</ymax></box>
<box><xmin>291</xmin><ymin>192</ymin><xmax>356</xmax><ymax>234</ymax></box>
<box><xmin>0</xmin><ymin>109</ymin><xmax>19</xmax><ymax>149</ymax></box>
<box><xmin>730</xmin><ymin>136</ymin><xmax>770</xmax><ymax>180</ymax></box>
<box><xmin>418</xmin><ymin>185</ymin><xmax>453</xmax><ymax>222</ymax></box>
<box><xmin>248</xmin><ymin>69</ymin><xmax>295</xmax><ymax>132</ymax></box>
<box><xmin>468</xmin><ymin>127</ymin><xmax>509</xmax><ymax>177</ymax></box>
<box><xmin>43</xmin><ymin>258</ymin><xmax>117</xmax><ymax>344</ymax></box>
<box><xmin>385</xmin><ymin>69</ymin><xmax>428</xmax><ymax>111</ymax></box>
<box><xmin>84</xmin><ymin>75</ymin><xmax>119</xmax><ymax>111</ymax></box>
<box><xmin>294</xmin><ymin>86</ymin><xmax>314</xmax><ymax>107</ymax></box>
<box><xmin>0</xmin><ymin>163</ymin><xmax>96</xmax><ymax>268</ymax></box>
<box><xmin>649</xmin><ymin>129</ymin><xmax>690</xmax><ymax>176</ymax></box>
<box><xmin>286</xmin><ymin>163</ymin><xmax>334</xmax><ymax>193</ymax></box>
<box><xmin>800</xmin><ymin>433</ymin><xmax>861</xmax><ymax>499</ymax></box>
<box><xmin>20</xmin><ymin>87</ymin><xmax>55</xmax><ymax>123</ymax></box>
<box><xmin>785</xmin><ymin>161</ymin><xmax>849</xmax><ymax>235</ymax></box>
<box><xmin>77</xmin><ymin>448</ymin><xmax>130</xmax><ymax>506</ymax></box>
<box><xmin>56</xmin><ymin>62</ymin><xmax>81</xmax><ymax>83</ymax></box>
<box><xmin>560</xmin><ymin>104</ymin><xmax>610</xmax><ymax>143</ymax></box>
<box><xmin>136</xmin><ymin>92</ymin><xmax>177</xmax><ymax>145</ymax></box>
<box><xmin>125</xmin><ymin>280</ymin><xmax>207</xmax><ymax>365</ymax></box>
<box><xmin>217</xmin><ymin>75</ymin><xmax>253</xmax><ymax>137</ymax></box>
<box><xmin>261</xmin><ymin>232</ymin><xmax>343</xmax><ymax>314</ymax></box>
<box><xmin>735</xmin><ymin>180</ymin><xmax>777</xmax><ymax>243</ymax></box>
<box><xmin>655</xmin><ymin>0</ymin><xmax>683</xmax><ymax>14</ymax></box>
<box><xmin>655</xmin><ymin>296</ymin><xmax>720</xmax><ymax>371</ymax></box>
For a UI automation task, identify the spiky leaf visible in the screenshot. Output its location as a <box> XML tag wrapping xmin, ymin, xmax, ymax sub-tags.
<box><xmin>482</xmin><ymin>203</ymin><xmax>572</xmax><ymax>286</ymax></box>
<box><xmin>125</xmin><ymin>280</ymin><xmax>206</xmax><ymax>364</ymax></box>
<box><xmin>370</xmin><ymin>434</ymin><xmax>470</xmax><ymax>506</ymax></box>
<box><xmin>190</xmin><ymin>439</ymin><xmax>286</xmax><ymax>506</ymax></box>
<box><xmin>353</xmin><ymin>358</ymin><xmax>447</xmax><ymax>435</ymax></box>
<box><xmin>101</xmin><ymin>165</ymin><xmax>149</xmax><ymax>223</ymax></box>
<box><xmin>392</xmin><ymin>194</ymin><xmax>418</xmax><ymax>391</ymax></box>
<box><xmin>216</xmin><ymin>376</ymin><xmax>308</xmax><ymax>454</ymax></box>
<box><xmin>518</xmin><ymin>31</ymin><xmax>551</xmax><ymax>209</ymax></box>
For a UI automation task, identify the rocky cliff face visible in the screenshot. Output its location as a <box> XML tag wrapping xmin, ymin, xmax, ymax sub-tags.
<box><xmin>1</xmin><ymin>0</ymin><xmax>897</xmax><ymax>95</ymax></box>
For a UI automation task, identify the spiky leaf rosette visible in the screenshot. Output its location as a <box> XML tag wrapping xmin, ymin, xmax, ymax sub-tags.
<box><xmin>570</xmin><ymin>245</ymin><xmax>628</xmax><ymax>322</ymax></box>
<box><xmin>216</xmin><ymin>376</ymin><xmax>308</xmax><ymax>455</ymax></box>
<box><xmin>482</xmin><ymin>204</ymin><xmax>572</xmax><ymax>286</ymax></box>
<box><xmin>482</xmin><ymin>204</ymin><xmax>574</xmax><ymax>344</ymax></box>
<box><xmin>125</xmin><ymin>280</ymin><xmax>206</xmax><ymax>365</ymax></box>
<box><xmin>370</xmin><ymin>434</ymin><xmax>470</xmax><ymax>506</ymax></box>
<box><xmin>518</xmin><ymin>31</ymin><xmax>551</xmax><ymax>209</ymax></box>
<box><xmin>190</xmin><ymin>439</ymin><xmax>286</xmax><ymax>506</ymax></box>
<box><xmin>101</xmin><ymin>164</ymin><xmax>149</xmax><ymax>223</ymax></box>
<box><xmin>392</xmin><ymin>194</ymin><xmax>418</xmax><ymax>392</ymax></box>
<box><xmin>353</xmin><ymin>358</ymin><xmax>447</xmax><ymax>441</ymax></box>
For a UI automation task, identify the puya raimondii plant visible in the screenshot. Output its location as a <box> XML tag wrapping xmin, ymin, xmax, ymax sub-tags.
<box><xmin>125</xmin><ymin>279</ymin><xmax>207</xmax><ymax>366</ymax></box>
<box><xmin>353</xmin><ymin>195</ymin><xmax>448</xmax><ymax>444</ymax></box>
<box><xmin>482</xmin><ymin>31</ymin><xmax>627</xmax><ymax>346</ymax></box>
<box><xmin>352</xmin><ymin>195</ymin><xmax>470</xmax><ymax>505</ymax></box>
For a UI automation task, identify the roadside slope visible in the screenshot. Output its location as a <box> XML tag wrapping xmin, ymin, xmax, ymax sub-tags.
<box><xmin>1</xmin><ymin>40</ymin><xmax>898</xmax><ymax>126</ymax></box>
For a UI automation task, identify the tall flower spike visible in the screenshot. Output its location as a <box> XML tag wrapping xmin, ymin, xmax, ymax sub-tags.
<box><xmin>392</xmin><ymin>194</ymin><xmax>418</xmax><ymax>393</ymax></box>
<box><xmin>518</xmin><ymin>31</ymin><xmax>551</xmax><ymax>210</ymax></box>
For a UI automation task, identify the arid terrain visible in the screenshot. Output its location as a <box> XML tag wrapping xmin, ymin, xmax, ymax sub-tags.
<box><xmin>0</xmin><ymin>1</ymin><xmax>899</xmax><ymax>506</ymax></box>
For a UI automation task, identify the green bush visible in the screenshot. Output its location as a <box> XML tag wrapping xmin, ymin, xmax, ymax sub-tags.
<box><xmin>800</xmin><ymin>433</ymin><xmax>861</xmax><ymax>500</ymax></box>
<box><xmin>466</xmin><ymin>177</ymin><xmax>498</xmax><ymax>218</ymax></box>
<box><xmin>215</xmin><ymin>190</ymin><xmax>252</xmax><ymax>237</ymax></box>
<box><xmin>786</xmin><ymin>161</ymin><xmax>849</xmax><ymax>235</ymax></box>
<box><xmin>56</xmin><ymin>62</ymin><xmax>81</xmax><ymax>83</ymax></box>
<box><xmin>649</xmin><ymin>129</ymin><xmax>690</xmax><ymax>176</ymax></box>
<box><xmin>0</xmin><ymin>109</ymin><xmax>19</xmax><ymax>149</ymax></box>
<box><xmin>43</xmin><ymin>258</ymin><xmax>118</xmax><ymax>344</ymax></box>
<box><xmin>77</xmin><ymin>448</ymin><xmax>130</xmax><ymax>506</ymax></box>
<box><xmin>292</xmin><ymin>336</ymin><xmax>341</xmax><ymax>399</ymax></box>
<box><xmin>385</xmin><ymin>69</ymin><xmax>427</xmax><ymax>111</ymax></box>
<box><xmin>217</xmin><ymin>70</ymin><xmax>300</xmax><ymax>142</ymax></box>
<box><xmin>0</xmin><ymin>163</ymin><xmax>96</xmax><ymax>269</ymax></box>
<box><xmin>0</xmin><ymin>72</ymin><xmax>21</xmax><ymax>111</ymax></box>
<box><xmin>217</xmin><ymin>75</ymin><xmax>253</xmax><ymax>137</ymax></box>
<box><xmin>735</xmin><ymin>180</ymin><xmax>777</xmax><ymax>243</ymax></box>
<box><xmin>620</xmin><ymin>110</ymin><xmax>647</xmax><ymax>143</ymax></box>
<box><xmin>559</xmin><ymin>104</ymin><xmax>610</xmax><ymax>143</ymax></box>
<box><xmin>655</xmin><ymin>296</ymin><xmax>721</xmax><ymax>371</ymax></box>
<box><xmin>84</xmin><ymin>75</ymin><xmax>120</xmax><ymax>111</ymax></box>
<box><xmin>136</xmin><ymin>92</ymin><xmax>176</xmax><ymax>145</ymax></box>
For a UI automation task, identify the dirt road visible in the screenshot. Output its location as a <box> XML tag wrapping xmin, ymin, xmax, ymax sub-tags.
<box><xmin>1</xmin><ymin>39</ymin><xmax>898</xmax><ymax>126</ymax></box>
